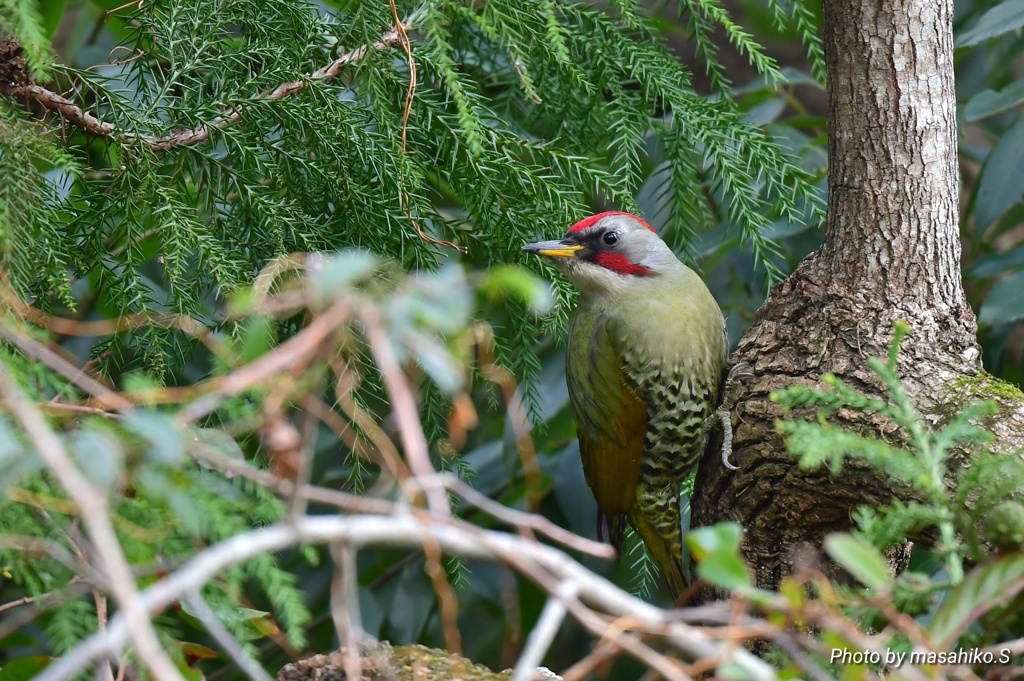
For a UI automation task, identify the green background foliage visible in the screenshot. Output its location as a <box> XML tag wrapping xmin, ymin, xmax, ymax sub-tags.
<box><xmin>2</xmin><ymin>0</ymin><xmax>1024</xmax><ymax>678</ymax></box>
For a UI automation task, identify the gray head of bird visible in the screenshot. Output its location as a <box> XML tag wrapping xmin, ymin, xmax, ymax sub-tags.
<box><xmin>522</xmin><ymin>212</ymin><xmax>683</xmax><ymax>296</ymax></box>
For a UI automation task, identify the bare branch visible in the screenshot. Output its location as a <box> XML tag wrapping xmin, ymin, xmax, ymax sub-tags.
<box><xmin>357</xmin><ymin>305</ymin><xmax>451</xmax><ymax>518</ymax></box>
<box><xmin>4</xmin><ymin>84</ymin><xmax>117</xmax><ymax>135</ymax></box>
<box><xmin>512</xmin><ymin>583</ymin><xmax>576</xmax><ymax>681</ymax></box>
<box><xmin>329</xmin><ymin>542</ymin><xmax>363</xmax><ymax>681</ymax></box>
<box><xmin>33</xmin><ymin>514</ymin><xmax>781</xmax><ymax>681</ymax></box>
<box><xmin>184</xmin><ymin>592</ymin><xmax>276</xmax><ymax>681</ymax></box>
<box><xmin>2</xmin><ymin>28</ymin><xmax>404</xmax><ymax>153</ymax></box>
<box><xmin>444</xmin><ymin>475</ymin><xmax>614</xmax><ymax>559</ymax></box>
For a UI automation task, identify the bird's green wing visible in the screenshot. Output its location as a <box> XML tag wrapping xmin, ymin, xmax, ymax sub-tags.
<box><xmin>566</xmin><ymin>311</ymin><xmax>646</xmax><ymax>545</ymax></box>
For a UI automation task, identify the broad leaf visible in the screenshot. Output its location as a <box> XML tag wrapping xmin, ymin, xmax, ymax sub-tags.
<box><xmin>975</xmin><ymin>118</ymin><xmax>1024</xmax><ymax>232</ymax></box>
<box><xmin>687</xmin><ymin>522</ymin><xmax>743</xmax><ymax>561</ymax></box>
<box><xmin>965</xmin><ymin>243</ymin><xmax>1024</xmax><ymax>278</ymax></box>
<box><xmin>930</xmin><ymin>552</ymin><xmax>1024</xmax><ymax>648</ymax></box>
<box><xmin>0</xmin><ymin>656</ymin><xmax>52</xmax><ymax>681</ymax></box>
<box><xmin>824</xmin><ymin>534</ymin><xmax>893</xmax><ymax>592</ymax></box>
<box><xmin>71</xmin><ymin>428</ymin><xmax>124</xmax><ymax>491</ymax></box>
<box><xmin>123</xmin><ymin>411</ymin><xmax>185</xmax><ymax>466</ymax></box>
<box><xmin>956</xmin><ymin>0</ymin><xmax>1024</xmax><ymax>47</ymax></box>
<box><xmin>964</xmin><ymin>80</ymin><xmax>1024</xmax><ymax>122</ymax></box>
<box><xmin>696</xmin><ymin>550</ymin><xmax>752</xmax><ymax>590</ymax></box>
<box><xmin>311</xmin><ymin>250</ymin><xmax>380</xmax><ymax>299</ymax></box>
<box><xmin>979</xmin><ymin>271</ymin><xmax>1024</xmax><ymax>327</ymax></box>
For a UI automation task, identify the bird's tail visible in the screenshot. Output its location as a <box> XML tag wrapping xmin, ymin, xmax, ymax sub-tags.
<box><xmin>629</xmin><ymin>489</ymin><xmax>687</xmax><ymax>600</ymax></box>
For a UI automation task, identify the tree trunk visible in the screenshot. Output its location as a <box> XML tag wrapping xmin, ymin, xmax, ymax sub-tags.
<box><xmin>692</xmin><ymin>0</ymin><xmax>1024</xmax><ymax>590</ymax></box>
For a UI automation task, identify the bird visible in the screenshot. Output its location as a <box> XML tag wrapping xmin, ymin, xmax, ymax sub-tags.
<box><xmin>523</xmin><ymin>211</ymin><xmax>732</xmax><ymax>598</ymax></box>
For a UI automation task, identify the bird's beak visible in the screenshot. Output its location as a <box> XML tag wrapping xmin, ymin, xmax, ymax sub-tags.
<box><xmin>522</xmin><ymin>238</ymin><xmax>583</xmax><ymax>258</ymax></box>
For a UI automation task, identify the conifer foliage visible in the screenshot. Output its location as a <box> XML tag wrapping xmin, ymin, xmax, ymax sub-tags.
<box><xmin>1</xmin><ymin>0</ymin><xmax>819</xmax><ymax>376</ymax></box>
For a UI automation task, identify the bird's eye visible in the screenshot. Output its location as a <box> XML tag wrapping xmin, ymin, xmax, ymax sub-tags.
<box><xmin>602</xmin><ymin>231</ymin><xmax>618</xmax><ymax>246</ymax></box>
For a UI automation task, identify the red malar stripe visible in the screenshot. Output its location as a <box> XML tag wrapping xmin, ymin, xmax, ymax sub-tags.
<box><xmin>568</xmin><ymin>211</ymin><xmax>656</xmax><ymax>234</ymax></box>
<box><xmin>592</xmin><ymin>252</ymin><xmax>654</xmax><ymax>276</ymax></box>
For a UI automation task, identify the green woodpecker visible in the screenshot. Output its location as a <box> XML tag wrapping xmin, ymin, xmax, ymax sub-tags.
<box><xmin>524</xmin><ymin>211</ymin><xmax>731</xmax><ymax>598</ymax></box>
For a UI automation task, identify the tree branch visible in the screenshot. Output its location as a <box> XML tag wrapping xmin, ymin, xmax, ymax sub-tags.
<box><xmin>1</xmin><ymin>27</ymin><xmax>403</xmax><ymax>152</ymax></box>
<box><xmin>33</xmin><ymin>514</ymin><xmax>780</xmax><ymax>681</ymax></box>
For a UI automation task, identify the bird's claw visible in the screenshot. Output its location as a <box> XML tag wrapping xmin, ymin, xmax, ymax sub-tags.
<box><xmin>727</xmin><ymin>361</ymin><xmax>753</xmax><ymax>382</ymax></box>
<box><xmin>715</xmin><ymin>362</ymin><xmax>753</xmax><ymax>471</ymax></box>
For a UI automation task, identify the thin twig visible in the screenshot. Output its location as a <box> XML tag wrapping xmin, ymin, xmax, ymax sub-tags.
<box><xmin>3</xmin><ymin>28</ymin><xmax>405</xmax><ymax>153</ymax></box>
<box><xmin>444</xmin><ymin>475</ymin><xmax>613</xmax><ymax>559</ymax></box>
<box><xmin>413</xmin><ymin>511</ymin><xmax>464</xmax><ymax>656</ymax></box>
<box><xmin>94</xmin><ymin>590</ymin><xmax>115</xmax><ymax>681</ymax></box>
<box><xmin>189</xmin><ymin>437</ymin><xmax>393</xmax><ymax>515</ymax></box>
<box><xmin>560</xmin><ymin>638</ymin><xmax>620</xmax><ymax>681</ymax></box>
<box><xmin>183</xmin><ymin>592</ymin><xmax>275</xmax><ymax>681</ymax></box>
<box><xmin>330</xmin><ymin>542</ymin><xmax>364</xmax><ymax>681</ymax></box>
<box><xmin>0</xmin><ymin>594</ymin><xmax>38</xmax><ymax>614</ymax></box>
<box><xmin>386</xmin><ymin>0</ymin><xmax>416</xmax><ymax>151</ymax></box>
<box><xmin>357</xmin><ymin>305</ymin><xmax>451</xmax><ymax>518</ymax></box>
<box><xmin>512</xmin><ymin>583</ymin><xmax>576</xmax><ymax>681</ymax></box>
<box><xmin>0</xmin><ymin>364</ymin><xmax>185</xmax><ymax>681</ymax></box>
<box><xmin>472</xmin><ymin>324</ymin><xmax>543</xmax><ymax>512</ymax></box>
<box><xmin>0</xmin><ymin>321</ymin><xmax>132</xmax><ymax>410</ymax></box>
<box><xmin>174</xmin><ymin>298</ymin><xmax>352</xmax><ymax>424</ymax></box>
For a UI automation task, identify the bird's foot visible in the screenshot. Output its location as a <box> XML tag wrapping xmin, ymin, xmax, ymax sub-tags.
<box><xmin>714</xmin><ymin>362</ymin><xmax>754</xmax><ymax>471</ymax></box>
<box><xmin>714</xmin><ymin>405</ymin><xmax>738</xmax><ymax>470</ymax></box>
<box><xmin>726</xmin><ymin>361</ymin><xmax>753</xmax><ymax>384</ymax></box>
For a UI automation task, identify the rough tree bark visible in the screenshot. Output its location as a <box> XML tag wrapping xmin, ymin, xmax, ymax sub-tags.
<box><xmin>692</xmin><ymin>0</ymin><xmax>1024</xmax><ymax>590</ymax></box>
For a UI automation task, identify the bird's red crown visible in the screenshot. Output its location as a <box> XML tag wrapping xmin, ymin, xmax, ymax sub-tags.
<box><xmin>568</xmin><ymin>211</ymin><xmax>656</xmax><ymax>234</ymax></box>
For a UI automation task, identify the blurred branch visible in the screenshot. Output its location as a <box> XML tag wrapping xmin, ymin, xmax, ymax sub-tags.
<box><xmin>0</xmin><ymin>320</ymin><xmax>132</xmax><ymax>411</ymax></box>
<box><xmin>34</xmin><ymin>514</ymin><xmax>780</xmax><ymax>681</ymax></box>
<box><xmin>357</xmin><ymin>304</ymin><xmax>451</xmax><ymax>518</ymax></box>
<box><xmin>2</xmin><ymin>255</ymin><xmax>964</xmax><ymax>681</ymax></box>
<box><xmin>183</xmin><ymin>592</ymin><xmax>276</xmax><ymax>681</ymax></box>
<box><xmin>444</xmin><ymin>475</ymin><xmax>613</xmax><ymax>558</ymax></box>
<box><xmin>472</xmin><ymin>324</ymin><xmax>543</xmax><ymax>512</ymax></box>
<box><xmin>0</xmin><ymin>364</ymin><xmax>186</xmax><ymax>681</ymax></box>
<box><xmin>175</xmin><ymin>297</ymin><xmax>354</xmax><ymax>422</ymax></box>
<box><xmin>512</xmin><ymin>582</ymin><xmax>575</xmax><ymax>681</ymax></box>
<box><xmin>329</xmin><ymin>542</ymin><xmax>364</xmax><ymax>681</ymax></box>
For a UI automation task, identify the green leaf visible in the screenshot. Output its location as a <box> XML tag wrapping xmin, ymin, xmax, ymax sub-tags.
<box><xmin>178</xmin><ymin>602</ymin><xmax>282</xmax><ymax>642</ymax></box>
<box><xmin>123</xmin><ymin>411</ymin><xmax>185</xmax><ymax>466</ymax></box>
<box><xmin>234</xmin><ymin>608</ymin><xmax>283</xmax><ymax>640</ymax></box>
<box><xmin>687</xmin><ymin>522</ymin><xmax>744</xmax><ymax>561</ymax></box>
<box><xmin>0</xmin><ymin>656</ymin><xmax>52</xmax><ymax>681</ymax></box>
<box><xmin>964</xmin><ymin>243</ymin><xmax>1024</xmax><ymax>278</ymax></box>
<box><xmin>979</xmin><ymin>270</ymin><xmax>1024</xmax><ymax>327</ymax></box>
<box><xmin>178</xmin><ymin>642</ymin><xmax>219</xmax><ymax>663</ymax></box>
<box><xmin>696</xmin><ymin>550</ymin><xmax>752</xmax><ymax>590</ymax></box>
<box><xmin>929</xmin><ymin>552</ymin><xmax>1024</xmax><ymax>648</ymax></box>
<box><xmin>823</xmin><ymin>533</ymin><xmax>893</xmax><ymax>592</ymax></box>
<box><xmin>956</xmin><ymin>0</ymin><xmax>1024</xmax><ymax>47</ymax></box>
<box><xmin>412</xmin><ymin>341</ymin><xmax>464</xmax><ymax>395</ymax></box>
<box><xmin>71</xmin><ymin>428</ymin><xmax>124</xmax><ymax>491</ymax></box>
<box><xmin>311</xmin><ymin>250</ymin><xmax>379</xmax><ymax>300</ymax></box>
<box><xmin>964</xmin><ymin>80</ymin><xmax>1024</xmax><ymax>122</ymax></box>
<box><xmin>189</xmin><ymin>428</ymin><xmax>246</xmax><ymax>464</ymax></box>
<box><xmin>239</xmin><ymin>315</ymin><xmax>276</xmax><ymax>364</ymax></box>
<box><xmin>975</xmin><ymin>117</ymin><xmax>1024</xmax><ymax>232</ymax></box>
<box><xmin>479</xmin><ymin>265</ymin><xmax>554</xmax><ymax>315</ymax></box>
